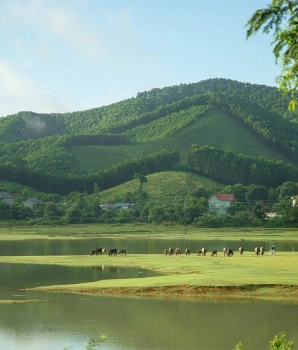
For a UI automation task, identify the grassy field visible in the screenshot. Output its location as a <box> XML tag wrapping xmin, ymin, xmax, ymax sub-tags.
<box><xmin>0</xmin><ymin>251</ymin><xmax>297</xmax><ymax>301</ymax></box>
<box><xmin>92</xmin><ymin>170</ymin><xmax>223</xmax><ymax>204</ymax></box>
<box><xmin>0</xmin><ymin>224</ymin><xmax>298</xmax><ymax>301</ymax></box>
<box><xmin>1</xmin><ymin>223</ymin><xmax>298</xmax><ymax>241</ymax></box>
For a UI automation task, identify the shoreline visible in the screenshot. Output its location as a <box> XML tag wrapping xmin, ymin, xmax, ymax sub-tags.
<box><xmin>33</xmin><ymin>284</ymin><xmax>298</xmax><ymax>302</ymax></box>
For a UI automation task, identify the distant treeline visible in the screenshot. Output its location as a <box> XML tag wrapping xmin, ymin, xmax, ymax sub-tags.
<box><xmin>0</xmin><ymin>149</ymin><xmax>179</xmax><ymax>195</ymax></box>
<box><xmin>187</xmin><ymin>145</ymin><xmax>298</xmax><ymax>189</ymax></box>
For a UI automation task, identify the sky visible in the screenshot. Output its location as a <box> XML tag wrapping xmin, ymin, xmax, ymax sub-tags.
<box><xmin>0</xmin><ymin>0</ymin><xmax>281</xmax><ymax>118</ymax></box>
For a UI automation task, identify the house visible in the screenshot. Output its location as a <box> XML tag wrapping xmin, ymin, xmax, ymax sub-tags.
<box><xmin>100</xmin><ymin>203</ymin><xmax>135</xmax><ymax>210</ymax></box>
<box><xmin>0</xmin><ymin>191</ymin><xmax>13</xmax><ymax>204</ymax></box>
<box><xmin>208</xmin><ymin>193</ymin><xmax>235</xmax><ymax>216</ymax></box>
<box><xmin>23</xmin><ymin>197</ymin><xmax>42</xmax><ymax>209</ymax></box>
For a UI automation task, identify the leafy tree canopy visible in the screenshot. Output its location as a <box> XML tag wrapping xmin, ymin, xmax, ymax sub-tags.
<box><xmin>246</xmin><ymin>0</ymin><xmax>298</xmax><ymax>110</ymax></box>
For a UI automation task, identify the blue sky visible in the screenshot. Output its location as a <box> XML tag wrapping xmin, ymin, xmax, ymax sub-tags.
<box><xmin>0</xmin><ymin>0</ymin><xmax>280</xmax><ymax>118</ymax></box>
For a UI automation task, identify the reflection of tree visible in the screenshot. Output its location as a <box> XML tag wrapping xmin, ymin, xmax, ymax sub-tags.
<box><xmin>90</xmin><ymin>266</ymin><xmax>103</xmax><ymax>272</ymax></box>
<box><xmin>108</xmin><ymin>266</ymin><xmax>117</xmax><ymax>273</ymax></box>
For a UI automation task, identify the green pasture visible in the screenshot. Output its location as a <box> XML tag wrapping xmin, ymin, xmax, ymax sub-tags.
<box><xmin>92</xmin><ymin>170</ymin><xmax>223</xmax><ymax>204</ymax></box>
<box><xmin>1</xmin><ymin>224</ymin><xmax>298</xmax><ymax>241</ymax></box>
<box><xmin>0</xmin><ymin>252</ymin><xmax>297</xmax><ymax>296</ymax></box>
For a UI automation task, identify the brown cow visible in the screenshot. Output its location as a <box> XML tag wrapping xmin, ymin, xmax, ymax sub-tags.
<box><xmin>175</xmin><ymin>248</ymin><xmax>181</xmax><ymax>255</ymax></box>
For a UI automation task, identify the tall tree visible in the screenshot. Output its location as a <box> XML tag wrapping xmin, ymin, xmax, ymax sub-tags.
<box><xmin>133</xmin><ymin>173</ymin><xmax>148</xmax><ymax>192</ymax></box>
<box><xmin>246</xmin><ymin>0</ymin><xmax>298</xmax><ymax>110</ymax></box>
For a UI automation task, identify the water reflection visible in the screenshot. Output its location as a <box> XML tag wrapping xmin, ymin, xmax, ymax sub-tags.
<box><xmin>0</xmin><ymin>292</ymin><xmax>298</xmax><ymax>350</ymax></box>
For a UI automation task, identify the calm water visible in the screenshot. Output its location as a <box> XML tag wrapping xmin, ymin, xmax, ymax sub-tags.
<box><xmin>0</xmin><ymin>239</ymin><xmax>298</xmax><ymax>350</ymax></box>
<box><xmin>0</xmin><ymin>238</ymin><xmax>297</xmax><ymax>256</ymax></box>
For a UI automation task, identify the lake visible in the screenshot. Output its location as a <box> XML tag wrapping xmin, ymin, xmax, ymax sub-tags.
<box><xmin>0</xmin><ymin>238</ymin><xmax>298</xmax><ymax>349</ymax></box>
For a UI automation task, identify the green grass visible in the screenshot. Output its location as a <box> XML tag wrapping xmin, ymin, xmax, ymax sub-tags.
<box><xmin>1</xmin><ymin>224</ymin><xmax>298</xmax><ymax>240</ymax></box>
<box><xmin>1</xmin><ymin>252</ymin><xmax>298</xmax><ymax>301</ymax></box>
<box><xmin>72</xmin><ymin>109</ymin><xmax>295</xmax><ymax>173</ymax></box>
<box><xmin>1</xmin><ymin>226</ymin><xmax>298</xmax><ymax>300</ymax></box>
<box><xmin>93</xmin><ymin>170</ymin><xmax>223</xmax><ymax>203</ymax></box>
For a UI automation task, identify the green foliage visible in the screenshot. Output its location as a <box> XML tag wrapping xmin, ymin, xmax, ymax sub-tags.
<box><xmin>84</xmin><ymin>335</ymin><xmax>106</xmax><ymax>350</ymax></box>
<box><xmin>269</xmin><ymin>332</ymin><xmax>294</xmax><ymax>350</ymax></box>
<box><xmin>235</xmin><ymin>331</ymin><xmax>294</xmax><ymax>350</ymax></box>
<box><xmin>188</xmin><ymin>145</ymin><xmax>298</xmax><ymax>188</ymax></box>
<box><xmin>246</xmin><ymin>1</ymin><xmax>298</xmax><ymax>109</ymax></box>
<box><xmin>234</xmin><ymin>341</ymin><xmax>244</xmax><ymax>350</ymax></box>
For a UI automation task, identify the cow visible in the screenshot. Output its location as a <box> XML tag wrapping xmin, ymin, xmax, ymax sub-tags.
<box><xmin>197</xmin><ymin>248</ymin><xmax>207</xmax><ymax>256</ymax></box>
<box><xmin>260</xmin><ymin>247</ymin><xmax>265</xmax><ymax>255</ymax></box>
<box><xmin>102</xmin><ymin>248</ymin><xmax>106</xmax><ymax>254</ymax></box>
<box><xmin>96</xmin><ymin>248</ymin><xmax>103</xmax><ymax>254</ymax></box>
<box><xmin>223</xmin><ymin>247</ymin><xmax>227</xmax><ymax>256</ymax></box>
<box><xmin>175</xmin><ymin>248</ymin><xmax>181</xmax><ymax>255</ymax></box>
<box><xmin>239</xmin><ymin>247</ymin><xmax>244</xmax><ymax>255</ymax></box>
<box><xmin>185</xmin><ymin>248</ymin><xmax>190</xmax><ymax>255</ymax></box>
<box><xmin>108</xmin><ymin>248</ymin><xmax>117</xmax><ymax>256</ymax></box>
<box><xmin>164</xmin><ymin>249</ymin><xmax>168</xmax><ymax>255</ymax></box>
<box><xmin>89</xmin><ymin>249</ymin><xmax>98</xmax><ymax>256</ymax></box>
<box><xmin>226</xmin><ymin>248</ymin><xmax>233</xmax><ymax>257</ymax></box>
<box><xmin>255</xmin><ymin>247</ymin><xmax>260</xmax><ymax>256</ymax></box>
<box><xmin>118</xmin><ymin>249</ymin><xmax>126</xmax><ymax>256</ymax></box>
<box><xmin>211</xmin><ymin>250</ymin><xmax>217</xmax><ymax>257</ymax></box>
<box><xmin>168</xmin><ymin>247</ymin><xmax>174</xmax><ymax>255</ymax></box>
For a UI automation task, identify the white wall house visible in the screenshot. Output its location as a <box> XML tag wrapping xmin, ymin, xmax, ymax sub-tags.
<box><xmin>23</xmin><ymin>197</ymin><xmax>42</xmax><ymax>209</ymax></box>
<box><xmin>208</xmin><ymin>193</ymin><xmax>235</xmax><ymax>216</ymax></box>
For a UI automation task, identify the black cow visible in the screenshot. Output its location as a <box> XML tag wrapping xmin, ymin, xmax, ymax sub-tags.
<box><xmin>89</xmin><ymin>249</ymin><xmax>98</xmax><ymax>256</ymax></box>
<box><xmin>168</xmin><ymin>247</ymin><xmax>174</xmax><ymax>255</ymax></box>
<box><xmin>239</xmin><ymin>247</ymin><xmax>244</xmax><ymax>255</ymax></box>
<box><xmin>96</xmin><ymin>248</ymin><xmax>103</xmax><ymax>254</ymax></box>
<box><xmin>223</xmin><ymin>247</ymin><xmax>227</xmax><ymax>256</ymax></box>
<box><xmin>211</xmin><ymin>250</ymin><xmax>217</xmax><ymax>257</ymax></box>
<box><xmin>255</xmin><ymin>247</ymin><xmax>260</xmax><ymax>255</ymax></box>
<box><xmin>118</xmin><ymin>249</ymin><xmax>126</xmax><ymax>256</ymax></box>
<box><xmin>164</xmin><ymin>249</ymin><xmax>168</xmax><ymax>255</ymax></box>
<box><xmin>226</xmin><ymin>248</ymin><xmax>233</xmax><ymax>257</ymax></box>
<box><xmin>260</xmin><ymin>247</ymin><xmax>265</xmax><ymax>255</ymax></box>
<box><xmin>108</xmin><ymin>248</ymin><xmax>117</xmax><ymax>256</ymax></box>
<box><xmin>185</xmin><ymin>248</ymin><xmax>190</xmax><ymax>255</ymax></box>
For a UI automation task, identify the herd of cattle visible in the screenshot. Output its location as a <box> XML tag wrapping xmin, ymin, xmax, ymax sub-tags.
<box><xmin>89</xmin><ymin>246</ymin><xmax>269</xmax><ymax>257</ymax></box>
<box><xmin>89</xmin><ymin>248</ymin><xmax>126</xmax><ymax>256</ymax></box>
<box><xmin>164</xmin><ymin>246</ymin><xmax>267</xmax><ymax>257</ymax></box>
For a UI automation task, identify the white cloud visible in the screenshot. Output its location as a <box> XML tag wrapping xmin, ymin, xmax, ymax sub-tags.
<box><xmin>0</xmin><ymin>60</ymin><xmax>67</xmax><ymax>117</ymax></box>
<box><xmin>1</xmin><ymin>0</ymin><xmax>108</xmax><ymax>60</ymax></box>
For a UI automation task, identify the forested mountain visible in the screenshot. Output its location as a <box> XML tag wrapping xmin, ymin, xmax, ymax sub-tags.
<box><xmin>1</xmin><ymin>78</ymin><xmax>298</xmax><ymax>196</ymax></box>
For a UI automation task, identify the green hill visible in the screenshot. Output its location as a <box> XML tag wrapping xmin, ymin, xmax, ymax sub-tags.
<box><xmin>73</xmin><ymin>109</ymin><xmax>296</xmax><ymax>173</ymax></box>
<box><xmin>1</xmin><ymin>78</ymin><xmax>298</xmax><ymax>195</ymax></box>
<box><xmin>91</xmin><ymin>171</ymin><xmax>223</xmax><ymax>204</ymax></box>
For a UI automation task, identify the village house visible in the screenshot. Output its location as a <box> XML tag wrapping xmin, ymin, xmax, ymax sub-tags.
<box><xmin>100</xmin><ymin>203</ymin><xmax>135</xmax><ymax>210</ymax></box>
<box><xmin>23</xmin><ymin>197</ymin><xmax>42</xmax><ymax>209</ymax></box>
<box><xmin>208</xmin><ymin>193</ymin><xmax>235</xmax><ymax>216</ymax></box>
<box><xmin>0</xmin><ymin>191</ymin><xmax>13</xmax><ymax>204</ymax></box>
